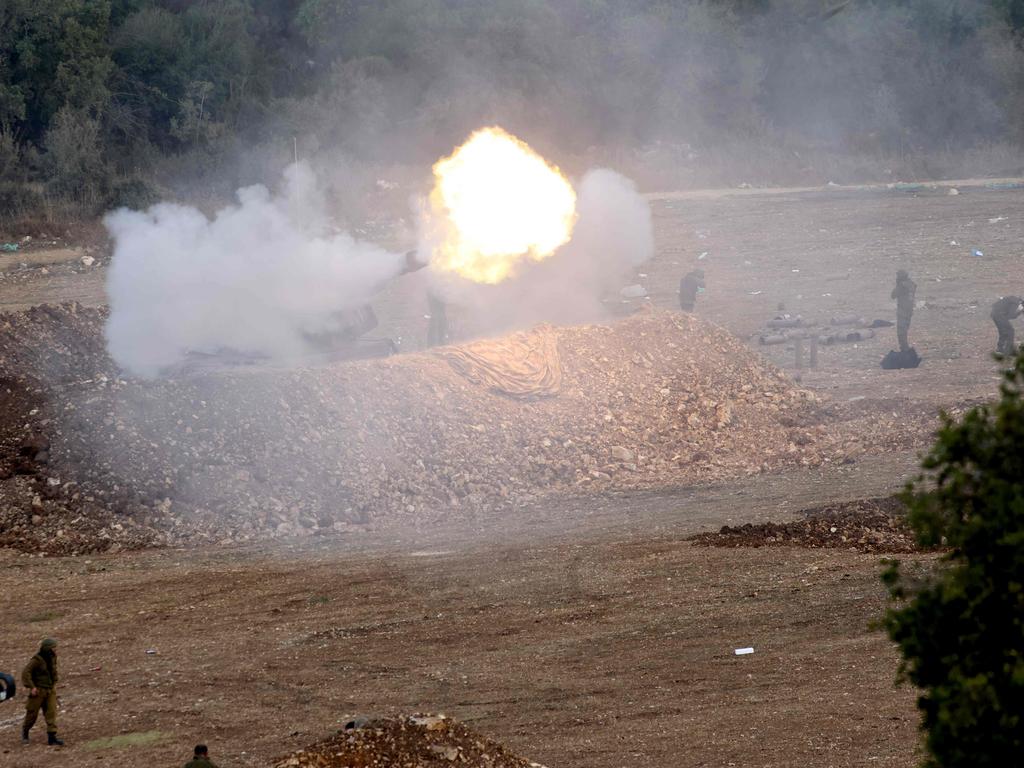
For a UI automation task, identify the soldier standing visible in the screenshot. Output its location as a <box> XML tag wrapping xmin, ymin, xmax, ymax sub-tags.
<box><xmin>678</xmin><ymin>269</ymin><xmax>705</xmax><ymax>312</ymax></box>
<box><xmin>991</xmin><ymin>295</ymin><xmax>1024</xmax><ymax>356</ymax></box>
<box><xmin>185</xmin><ymin>743</ymin><xmax>220</xmax><ymax>767</ymax></box>
<box><xmin>891</xmin><ymin>270</ymin><xmax>916</xmax><ymax>352</ymax></box>
<box><xmin>427</xmin><ymin>291</ymin><xmax>448</xmax><ymax>347</ymax></box>
<box><xmin>21</xmin><ymin>637</ymin><xmax>63</xmax><ymax>745</ymax></box>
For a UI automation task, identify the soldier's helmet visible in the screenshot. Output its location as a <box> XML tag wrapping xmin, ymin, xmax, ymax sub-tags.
<box><xmin>896</xmin><ymin>269</ymin><xmax>908</xmax><ymax>280</ymax></box>
<box><xmin>40</xmin><ymin>638</ymin><xmax>57</xmax><ymax>650</ymax></box>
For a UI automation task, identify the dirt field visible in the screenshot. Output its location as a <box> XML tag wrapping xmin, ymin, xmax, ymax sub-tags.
<box><xmin>3</xmin><ymin>180</ymin><xmax>1024</xmax><ymax>766</ymax></box>
<box><xmin>0</xmin><ymin>509</ymin><xmax>924</xmax><ymax>768</ymax></box>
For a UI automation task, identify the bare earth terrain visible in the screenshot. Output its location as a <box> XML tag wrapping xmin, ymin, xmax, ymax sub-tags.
<box><xmin>3</xmin><ymin>180</ymin><xmax>1024</xmax><ymax>766</ymax></box>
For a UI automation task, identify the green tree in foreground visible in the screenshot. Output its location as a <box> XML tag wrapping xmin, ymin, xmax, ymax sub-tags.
<box><xmin>883</xmin><ymin>350</ymin><xmax>1024</xmax><ymax>767</ymax></box>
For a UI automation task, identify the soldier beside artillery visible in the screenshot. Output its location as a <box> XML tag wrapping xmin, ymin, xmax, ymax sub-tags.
<box><xmin>991</xmin><ymin>295</ymin><xmax>1024</xmax><ymax>356</ymax></box>
<box><xmin>679</xmin><ymin>269</ymin><xmax>705</xmax><ymax>312</ymax></box>
<box><xmin>891</xmin><ymin>270</ymin><xmax>916</xmax><ymax>353</ymax></box>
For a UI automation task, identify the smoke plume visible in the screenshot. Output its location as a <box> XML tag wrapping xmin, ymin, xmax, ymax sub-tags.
<box><xmin>104</xmin><ymin>163</ymin><xmax>404</xmax><ymax>377</ymax></box>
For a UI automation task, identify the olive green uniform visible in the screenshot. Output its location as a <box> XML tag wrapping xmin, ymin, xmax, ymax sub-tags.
<box><xmin>891</xmin><ymin>272</ymin><xmax>916</xmax><ymax>352</ymax></box>
<box><xmin>991</xmin><ymin>296</ymin><xmax>1024</xmax><ymax>356</ymax></box>
<box><xmin>22</xmin><ymin>650</ymin><xmax>58</xmax><ymax>734</ymax></box>
<box><xmin>679</xmin><ymin>270</ymin><xmax>705</xmax><ymax>312</ymax></box>
<box><xmin>184</xmin><ymin>757</ymin><xmax>219</xmax><ymax>768</ymax></box>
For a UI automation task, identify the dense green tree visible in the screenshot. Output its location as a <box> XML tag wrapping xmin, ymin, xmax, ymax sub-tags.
<box><xmin>0</xmin><ymin>1</ymin><xmax>113</xmax><ymax>139</ymax></box>
<box><xmin>110</xmin><ymin>0</ymin><xmax>267</xmax><ymax>152</ymax></box>
<box><xmin>883</xmin><ymin>351</ymin><xmax>1024</xmax><ymax>766</ymax></box>
<box><xmin>44</xmin><ymin>105</ymin><xmax>108</xmax><ymax>200</ymax></box>
<box><xmin>993</xmin><ymin>0</ymin><xmax>1024</xmax><ymax>32</ymax></box>
<box><xmin>3</xmin><ymin>0</ymin><xmax>1024</xmax><ymax>209</ymax></box>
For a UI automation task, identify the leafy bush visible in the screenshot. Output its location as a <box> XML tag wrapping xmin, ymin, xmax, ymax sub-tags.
<box><xmin>0</xmin><ymin>181</ymin><xmax>44</xmax><ymax>215</ymax></box>
<box><xmin>883</xmin><ymin>350</ymin><xmax>1024</xmax><ymax>767</ymax></box>
<box><xmin>106</xmin><ymin>175</ymin><xmax>161</xmax><ymax>210</ymax></box>
<box><xmin>43</xmin><ymin>106</ymin><xmax>110</xmax><ymax>201</ymax></box>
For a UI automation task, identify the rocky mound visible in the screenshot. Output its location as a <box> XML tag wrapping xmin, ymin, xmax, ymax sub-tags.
<box><xmin>274</xmin><ymin>714</ymin><xmax>546</xmax><ymax>768</ymax></box>
<box><xmin>0</xmin><ymin>304</ymin><xmax>935</xmax><ymax>554</ymax></box>
<box><xmin>688</xmin><ymin>496</ymin><xmax>922</xmax><ymax>553</ymax></box>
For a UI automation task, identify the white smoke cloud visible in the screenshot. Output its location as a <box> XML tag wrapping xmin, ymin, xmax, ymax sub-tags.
<box><xmin>426</xmin><ymin>168</ymin><xmax>654</xmax><ymax>333</ymax></box>
<box><xmin>559</xmin><ymin>167</ymin><xmax>655</xmax><ymax>290</ymax></box>
<box><xmin>104</xmin><ymin>163</ymin><xmax>404</xmax><ymax>377</ymax></box>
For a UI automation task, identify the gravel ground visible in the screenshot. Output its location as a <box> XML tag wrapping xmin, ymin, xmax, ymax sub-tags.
<box><xmin>0</xmin><ymin>305</ymin><xmax>941</xmax><ymax>555</ymax></box>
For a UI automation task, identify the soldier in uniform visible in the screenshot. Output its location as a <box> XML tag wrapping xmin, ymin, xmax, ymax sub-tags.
<box><xmin>678</xmin><ymin>269</ymin><xmax>705</xmax><ymax>312</ymax></box>
<box><xmin>891</xmin><ymin>270</ymin><xmax>916</xmax><ymax>352</ymax></box>
<box><xmin>427</xmin><ymin>291</ymin><xmax>448</xmax><ymax>347</ymax></box>
<box><xmin>185</xmin><ymin>743</ymin><xmax>220</xmax><ymax>768</ymax></box>
<box><xmin>991</xmin><ymin>295</ymin><xmax>1024</xmax><ymax>356</ymax></box>
<box><xmin>21</xmin><ymin>637</ymin><xmax>63</xmax><ymax>745</ymax></box>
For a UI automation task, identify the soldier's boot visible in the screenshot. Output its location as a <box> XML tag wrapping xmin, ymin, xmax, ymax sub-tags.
<box><xmin>21</xmin><ymin>727</ymin><xmax>29</xmax><ymax>744</ymax></box>
<box><xmin>47</xmin><ymin>732</ymin><xmax>64</xmax><ymax>746</ymax></box>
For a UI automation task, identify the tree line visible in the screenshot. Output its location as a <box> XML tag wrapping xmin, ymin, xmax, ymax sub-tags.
<box><xmin>3</xmin><ymin>0</ymin><xmax>1024</xmax><ymax>214</ymax></box>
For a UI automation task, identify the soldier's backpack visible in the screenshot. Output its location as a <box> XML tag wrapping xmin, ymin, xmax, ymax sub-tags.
<box><xmin>0</xmin><ymin>671</ymin><xmax>15</xmax><ymax>703</ymax></box>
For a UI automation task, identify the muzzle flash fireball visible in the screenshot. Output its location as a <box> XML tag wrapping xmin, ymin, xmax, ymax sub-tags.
<box><xmin>426</xmin><ymin>126</ymin><xmax>577</xmax><ymax>284</ymax></box>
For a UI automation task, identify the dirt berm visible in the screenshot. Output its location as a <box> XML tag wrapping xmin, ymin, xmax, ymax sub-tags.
<box><xmin>688</xmin><ymin>496</ymin><xmax>922</xmax><ymax>553</ymax></box>
<box><xmin>0</xmin><ymin>304</ymin><xmax>934</xmax><ymax>554</ymax></box>
<box><xmin>274</xmin><ymin>714</ymin><xmax>546</xmax><ymax>767</ymax></box>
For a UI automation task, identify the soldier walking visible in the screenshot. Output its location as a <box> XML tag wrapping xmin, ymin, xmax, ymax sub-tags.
<box><xmin>678</xmin><ymin>269</ymin><xmax>705</xmax><ymax>312</ymax></box>
<box><xmin>21</xmin><ymin>637</ymin><xmax>63</xmax><ymax>745</ymax></box>
<box><xmin>991</xmin><ymin>295</ymin><xmax>1024</xmax><ymax>356</ymax></box>
<box><xmin>891</xmin><ymin>270</ymin><xmax>916</xmax><ymax>352</ymax></box>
